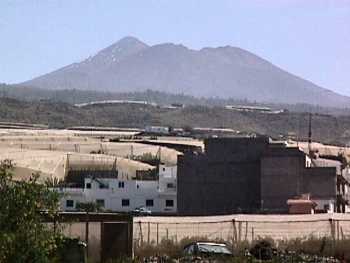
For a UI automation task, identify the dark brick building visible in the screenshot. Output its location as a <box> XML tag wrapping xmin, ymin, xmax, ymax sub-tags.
<box><xmin>261</xmin><ymin>147</ymin><xmax>337</xmax><ymax>213</ymax></box>
<box><xmin>177</xmin><ymin>137</ymin><xmax>269</xmax><ymax>215</ymax></box>
<box><xmin>177</xmin><ymin>137</ymin><xmax>344</xmax><ymax>215</ymax></box>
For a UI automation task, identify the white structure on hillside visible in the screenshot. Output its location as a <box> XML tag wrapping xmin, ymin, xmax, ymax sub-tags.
<box><xmin>145</xmin><ymin>126</ymin><xmax>170</xmax><ymax>134</ymax></box>
<box><xmin>57</xmin><ymin>164</ymin><xmax>177</xmax><ymax>214</ymax></box>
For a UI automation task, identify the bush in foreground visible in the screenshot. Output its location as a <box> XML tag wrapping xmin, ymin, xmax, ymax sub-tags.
<box><xmin>0</xmin><ymin>159</ymin><xmax>64</xmax><ymax>262</ymax></box>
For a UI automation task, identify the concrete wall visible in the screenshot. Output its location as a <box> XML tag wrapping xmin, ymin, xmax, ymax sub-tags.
<box><xmin>204</xmin><ymin>137</ymin><xmax>269</xmax><ymax>163</ymax></box>
<box><xmin>261</xmin><ymin>148</ymin><xmax>306</xmax><ymax>212</ymax></box>
<box><xmin>133</xmin><ymin>213</ymin><xmax>350</xmax><ymax>247</ymax></box>
<box><xmin>177</xmin><ymin>137</ymin><xmax>269</xmax><ymax>215</ymax></box>
<box><xmin>261</xmin><ymin>148</ymin><xmax>337</xmax><ymax>213</ymax></box>
<box><xmin>179</xmin><ymin>138</ymin><xmax>339</xmax><ymax>215</ymax></box>
<box><xmin>303</xmin><ymin>167</ymin><xmax>337</xmax><ymax>212</ymax></box>
<box><xmin>303</xmin><ymin>167</ymin><xmax>337</xmax><ymax>199</ymax></box>
<box><xmin>46</xmin><ymin>213</ymin><xmax>133</xmax><ymax>263</ymax></box>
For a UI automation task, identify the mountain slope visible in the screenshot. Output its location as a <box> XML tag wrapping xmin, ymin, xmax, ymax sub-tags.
<box><xmin>1</xmin><ymin>97</ymin><xmax>350</xmax><ymax>145</ymax></box>
<box><xmin>21</xmin><ymin>37</ymin><xmax>350</xmax><ymax>107</ymax></box>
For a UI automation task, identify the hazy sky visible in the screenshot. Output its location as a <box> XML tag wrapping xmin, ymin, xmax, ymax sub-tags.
<box><xmin>1</xmin><ymin>0</ymin><xmax>349</xmax><ymax>96</ymax></box>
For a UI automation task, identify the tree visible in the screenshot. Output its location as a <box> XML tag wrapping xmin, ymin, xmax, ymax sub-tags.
<box><xmin>0</xmin><ymin>159</ymin><xmax>63</xmax><ymax>263</ymax></box>
<box><xmin>76</xmin><ymin>201</ymin><xmax>102</xmax><ymax>212</ymax></box>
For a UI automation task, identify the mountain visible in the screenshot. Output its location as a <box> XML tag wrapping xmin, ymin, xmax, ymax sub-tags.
<box><xmin>21</xmin><ymin>36</ymin><xmax>350</xmax><ymax>107</ymax></box>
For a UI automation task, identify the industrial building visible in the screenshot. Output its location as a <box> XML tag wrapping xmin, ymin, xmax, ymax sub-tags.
<box><xmin>177</xmin><ymin>137</ymin><xmax>350</xmax><ymax>215</ymax></box>
<box><xmin>177</xmin><ymin>137</ymin><xmax>268</xmax><ymax>215</ymax></box>
<box><xmin>260</xmin><ymin>146</ymin><xmax>347</xmax><ymax>213</ymax></box>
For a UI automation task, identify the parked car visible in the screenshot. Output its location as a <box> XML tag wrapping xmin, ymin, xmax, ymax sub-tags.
<box><xmin>132</xmin><ymin>206</ymin><xmax>152</xmax><ymax>215</ymax></box>
<box><xmin>181</xmin><ymin>241</ymin><xmax>233</xmax><ymax>262</ymax></box>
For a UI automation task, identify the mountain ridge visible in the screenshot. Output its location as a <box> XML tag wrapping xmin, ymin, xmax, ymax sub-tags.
<box><xmin>21</xmin><ymin>36</ymin><xmax>350</xmax><ymax>108</ymax></box>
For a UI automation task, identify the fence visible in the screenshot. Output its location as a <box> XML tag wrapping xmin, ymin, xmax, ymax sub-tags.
<box><xmin>133</xmin><ymin>213</ymin><xmax>350</xmax><ymax>247</ymax></box>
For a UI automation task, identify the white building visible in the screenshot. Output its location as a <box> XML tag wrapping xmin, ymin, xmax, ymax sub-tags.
<box><xmin>145</xmin><ymin>126</ymin><xmax>170</xmax><ymax>134</ymax></box>
<box><xmin>57</xmin><ymin>164</ymin><xmax>177</xmax><ymax>214</ymax></box>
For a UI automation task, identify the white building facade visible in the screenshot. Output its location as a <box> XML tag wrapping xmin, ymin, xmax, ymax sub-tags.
<box><xmin>57</xmin><ymin>164</ymin><xmax>177</xmax><ymax>214</ymax></box>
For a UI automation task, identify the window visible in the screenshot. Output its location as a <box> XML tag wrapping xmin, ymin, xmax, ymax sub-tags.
<box><xmin>146</xmin><ymin>199</ymin><xmax>154</xmax><ymax>207</ymax></box>
<box><xmin>166</xmin><ymin>199</ymin><xmax>174</xmax><ymax>207</ymax></box>
<box><xmin>99</xmin><ymin>182</ymin><xmax>109</xmax><ymax>189</ymax></box>
<box><xmin>96</xmin><ymin>199</ymin><xmax>105</xmax><ymax>208</ymax></box>
<box><xmin>167</xmin><ymin>183</ymin><xmax>175</xmax><ymax>189</ymax></box>
<box><xmin>66</xmin><ymin>200</ymin><xmax>74</xmax><ymax>208</ymax></box>
<box><xmin>118</xmin><ymin>181</ymin><xmax>125</xmax><ymax>188</ymax></box>
<box><xmin>122</xmin><ymin>199</ymin><xmax>130</xmax><ymax>207</ymax></box>
<box><xmin>162</xmin><ymin>167</ymin><xmax>166</xmax><ymax>171</ymax></box>
<box><xmin>85</xmin><ymin>183</ymin><xmax>91</xmax><ymax>189</ymax></box>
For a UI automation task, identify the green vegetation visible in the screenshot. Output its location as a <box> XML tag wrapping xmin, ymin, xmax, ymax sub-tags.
<box><xmin>45</xmin><ymin>177</ymin><xmax>65</xmax><ymax>187</ymax></box>
<box><xmin>0</xmin><ymin>160</ymin><xmax>87</xmax><ymax>263</ymax></box>
<box><xmin>0</xmin><ymin>160</ymin><xmax>62</xmax><ymax>262</ymax></box>
<box><xmin>132</xmin><ymin>152</ymin><xmax>160</xmax><ymax>166</ymax></box>
<box><xmin>132</xmin><ymin>236</ymin><xmax>349</xmax><ymax>262</ymax></box>
<box><xmin>76</xmin><ymin>201</ymin><xmax>103</xmax><ymax>212</ymax></box>
<box><xmin>2</xmin><ymin>84</ymin><xmax>350</xmax><ymax>116</ymax></box>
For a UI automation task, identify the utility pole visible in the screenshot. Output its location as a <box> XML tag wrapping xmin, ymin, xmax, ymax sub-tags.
<box><xmin>297</xmin><ymin>115</ymin><xmax>301</xmax><ymax>148</ymax></box>
<box><xmin>130</xmin><ymin>145</ymin><xmax>134</xmax><ymax>159</ymax></box>
<box><xmin>113</xmin><ymin>157</ymin><xmax>117</xmax><ymax>172</ymax></box>
<box><xmin>158</xmin><ymin>146</ymin><xmax>161</xmax><ymax>163</ymax></box>
<box><xmin>308</xmin><ymin>113</ymin><xmax>312</xmax><ymax>155</ymax></box>
<box><xmin>65</xmin><ymin>153</ymin><xmax>71</xmax><ymax>178</ymax></box>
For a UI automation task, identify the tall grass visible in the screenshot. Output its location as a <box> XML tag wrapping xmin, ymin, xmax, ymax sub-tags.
<box><xmin>134</xmin><ymin>235</ymin><xmax>350</xmax><ymax>261</ymax></box>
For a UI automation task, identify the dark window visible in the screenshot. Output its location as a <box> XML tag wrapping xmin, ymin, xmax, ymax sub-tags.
<box><xmin>85</xmin><ymin>183</ymin><xmax>91</xmax><ymax>189</ymax></box>
<box><xmin>96</xmin><ymin>199</ymin><xmax>105</xmax><ymax>207</ymax></box>
<box><xmin>122</xmin><ymin>199</ymin><xmax>130</xmax><ymax>207</ymax></box>
<box><xmin>166</xmin><ymin>199</ymin><xmax>174</xmax><ymax>207</ymax></box>
<box><xmin>146</xmin><ymin>199</ymin><xmax>154</xmax><ymax>207</ymax></box>
<box><xmin>167</xmin><ymin>183</ymin><xmax>175</xmax><ymax>188</ymax></box>
<box><xmin>163</xmin><ymin>167</ymin><xmax>166</xmax><ymax>171</ymax></box>
<box><xmin>118</xmin><ymin>181</ymin><xmax>125</xmax><ymax>188</ymax></box>
<box><xmin>66</xmin><ymin>200</ymin><xmax>74</xmax><ymax>208</ymax></box>
<box><xmin>99</xmin><ymin>182</ymin><xmax>109</xmax><ymax>189</ymax></box>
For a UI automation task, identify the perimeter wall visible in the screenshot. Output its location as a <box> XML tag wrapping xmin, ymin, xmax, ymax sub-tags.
<box><xmin>133</xmin><ymin>213</ymin><xmax>350</xmax><ymax>247</ymax></box>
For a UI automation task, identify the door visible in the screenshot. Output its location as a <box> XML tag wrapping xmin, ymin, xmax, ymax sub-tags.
<box><xmin>101</xmin><ymin>222</ymin><xmax>131</xmax><ymax>262</ymax></box>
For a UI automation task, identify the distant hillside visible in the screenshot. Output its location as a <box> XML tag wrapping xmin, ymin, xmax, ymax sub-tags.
<box><xmin>20</xmin><ymin>37</ymin><xmax>350</xmax><ymax>108</ymax></box>
<box><xmin>2</xmin><ymin>84</ymin><xmax>350</xmax><ymax>116</ymax></box>
<box><xmin>0</xmin><ymin>97</ymin><xmax>350</xmax><ymax>145</ymax></box>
